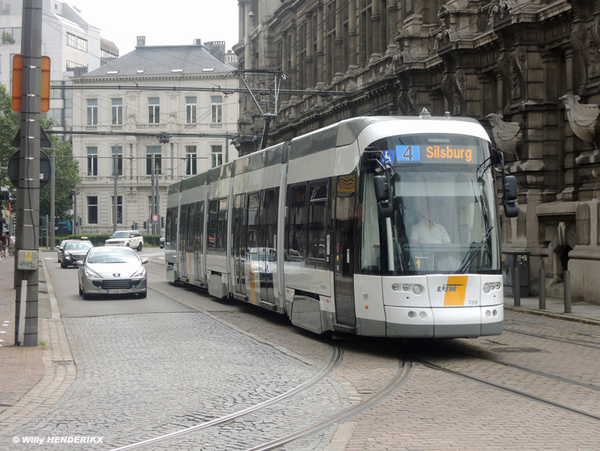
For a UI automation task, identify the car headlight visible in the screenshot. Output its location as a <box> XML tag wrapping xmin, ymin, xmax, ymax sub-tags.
<box><xmin>131</xmin><ymin>267</ymin><xmax>146</xmax><ymax>279</ymax></box>
<box><xmin>83</xmin><ymin>267</ymin><xmax>102</xmax><ymax>279</ymax></box>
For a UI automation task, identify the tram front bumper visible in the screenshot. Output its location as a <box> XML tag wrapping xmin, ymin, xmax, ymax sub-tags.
<box><xmin>384</xmin><ymin>305</ymin><xmax>503</xmax><ymax>338</ymax></box>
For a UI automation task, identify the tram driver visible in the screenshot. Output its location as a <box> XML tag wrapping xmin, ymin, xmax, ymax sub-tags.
<box><xmin>410</xmin><ymin>204</ymin><xmax>451</xmax><ymax>245</ymax></box>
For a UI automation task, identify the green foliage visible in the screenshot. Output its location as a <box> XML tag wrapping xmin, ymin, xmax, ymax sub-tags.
<box><xmin>0</xmin><ymin>85</ymin><xmax>80</xmax><ymax>218</ymax></box>
<box><xmin>1</xmin><ymin>31</ymin><xmax>15</xmax><ymax>45</ymax></box>
<box><xmin>0</xmin><ymin>84</ymin><xmax>19</xmax><ymax>202</ymax></box>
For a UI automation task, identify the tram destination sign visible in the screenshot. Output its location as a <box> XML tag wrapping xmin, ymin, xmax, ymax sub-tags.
<box><xmin>382</xmin><ymin>145</ymin><xmax>477</xmax><ymax>165</ymax></box>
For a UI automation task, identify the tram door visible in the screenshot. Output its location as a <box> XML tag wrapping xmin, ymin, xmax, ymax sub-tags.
<box><xmin>334</xmin><ymin>175</ymin><xmax>357</xmax><ymax>327</ymax></box>
<box><xmin>259</xmin><ymin>188</ymin><xmax>279</xmax><ymax>304</ymax></box>
<box><xmin>179</xmin><ymin>205</ymin><xmax>191</xmax><ymax>282</ymax></box>
<box><xmin>193</xmin><ymin>201</ymin><xmax>204</xmax><ymax>284</ymax></box>
<box><xmin>246</xmin><ymin>193</ymin><xmax>260</xmax><ymax>303</ymax></box>
<box><xmin>232</xmin><ymin>194</ymin><xmax>246</xmax><ymax>296</ymax></box>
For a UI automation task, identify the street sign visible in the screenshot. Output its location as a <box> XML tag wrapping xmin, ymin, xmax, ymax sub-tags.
<box><xmin>151</xmin><ymin>214</ymin><xmax>159</xmax><ymax>224</ymax></box>
<box><xmin>7</xmin><ymin>150</ymin><xmax>52</xmax><ymax>188</ymax></box>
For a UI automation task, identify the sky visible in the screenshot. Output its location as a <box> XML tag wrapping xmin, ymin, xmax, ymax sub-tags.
<box><xmin>69</xmin><ymin>0</ymin><xmax>239</xmax><ymax>56</ymax></box>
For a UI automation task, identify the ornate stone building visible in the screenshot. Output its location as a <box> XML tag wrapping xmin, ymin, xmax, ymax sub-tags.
<box><xmin>234</xmin><ymin>0</ymin><xmax>600</xmax><ymax>303</ymax></box>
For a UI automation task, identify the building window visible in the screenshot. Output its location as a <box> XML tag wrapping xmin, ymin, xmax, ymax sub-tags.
<box><xmin>211</xmin><ymin>145</ymin><xmax>222</xmax><ymax>168</ymax></box>
<box><xmin>87</xmin><ymin>196</ymin><xmax>98</xmax><ymax>224</ymax></box>
<box><xmin>111</xmin><ymin>195</ymin><xmax>123</xmax><ymax>224</ymax></box>
<box><xmin>186</xmin><ymin>96</ymin><xmax>197</xmax><ymax>123</ymax></box>
<box><xmin>211</xmin><ymin>96</ymin><xmax>222</xmax><ymax>123</ymax></box>
<box><xmin>112</xmin><ymin>98</ymin><xmax>123</xmax><ymax>125</ymax></box>
<box><xmin>146</xmin><ymin>146</ymin><xmax>162</xmax><ymax>175</ymax></box>
<box><xmin>186</xmin><ymin>146</ymin><xmax>197</xmax><ymax>175</ymax></box>
<box><xmin>148</xmin><ymin>97</ymin><xmax>160</xmax><ymax>124</ymax></box>
<box><xmin>67</xmin><ymin>32</ymin><xmax>87</xmax><ymax>51</ymax></box>
<box><xmin>66</xmin><ymin>60</ymin><xmax>87</xmax><ymax>76</ymax></box>
<box><xmin>87</xmin><ymin>147</ymin><xmax>98</xmax><ymax>176</ymax></box>
<box><xmin>87</xmin><ymin>99</ymin><xmax>98</xmax><ymax>125</ymax></box>
<box><xmin>111</xmin><ymin>146</ymin><xmax>123</xmax><ymax>176</ymax></box>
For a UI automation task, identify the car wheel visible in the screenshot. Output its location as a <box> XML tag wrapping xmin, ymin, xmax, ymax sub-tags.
<box><xmin>61</xmin><ymin>260</ymin><xmax>66</xmax><ymax>269</ymax></box>
<box><xmin>82</xmin><ymin>287</ymin><xmax>90</xmax><ymax>300</ymax></box>
<box><xmin>79</xmin><ymin>284</ymin><xmax>83</xmax><ymax>296</ymax></box>
<box><xmin>137</xmin><ymin>242</ymin><xmax>143</xmax><ymax>252</ymax></box>
<box><xmin>139</xmin><ymin>291</ymin><xmax>147</xmax><ymax>299</ymax></box>
<box><xmin>126</xmin><ymin>242</ymin><xmax>130</xmax><ymax>247</ymax></box>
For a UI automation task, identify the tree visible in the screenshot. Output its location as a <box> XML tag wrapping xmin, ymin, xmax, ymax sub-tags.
<box><xmin>0</xmin><ymin>84</ymin><xmax>80</xmax><ymax>219</ymax></box>
<box><xmin>0</xmin><ymin>84</ymin><xmax>19</xmax><ymax>205</ymax></box>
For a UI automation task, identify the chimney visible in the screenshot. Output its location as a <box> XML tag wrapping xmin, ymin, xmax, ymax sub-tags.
<box><xmin>137</xmin><ymin>36</ymin><xmax>146</xmax><ymax>47</ymax></box>
<box><xmin>193</xmin><ymin>39</ymin><xmax>202</xmax><ymax>46</ymax></box>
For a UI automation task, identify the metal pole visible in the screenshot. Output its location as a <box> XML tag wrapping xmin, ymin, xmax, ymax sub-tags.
<box><xmin>45</xmin><ymin>214</ymin><xmax>48</xmax><ymax>248</ymax></box>
<box><xmin>14</xmin><ymin>0</ymin><xmax>42</xmax><ymax>347</ymax></box>
<box><xmin>563</xmin><ymin>270</ymin><xmax>572</xmax><ymax>313</ymax></box>
<box><xmin>50</xmin><ymin>145</ymin><xmax>55</xmax><ymax>250</ymax></box>
<box><xmin>113</xmin><ymin>153</ymin><xmax>118</xmax><ymax>233</ymax></box>
<box><xmin>539</xmin><ymin>268</ymin><xmax>546</xmax><ymax>310</ymax></box>
<box><xmin>155</xmin><ymin>162</ymin><xmax>160</xmax><ymax>238</ymax></box>
<box><xmin>151</xmin><ymin>153</ymin><xmax>155</xmax><ymax>236</ymax></box>
<box><xmin>513</xmin><ymin>258</ymin><xmax>521</xmax><ymax>307</ymax></box>
<box><xmin>72</xmin><ymin>189</ymin><xmax>77</xmax><ymax>235</ymax></box>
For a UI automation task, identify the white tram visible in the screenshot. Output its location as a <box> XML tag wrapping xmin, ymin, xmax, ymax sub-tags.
<box><xmin>165</xmin><ymin>112</ymin><xmax>518</xmax><ymax>338</ymax></box>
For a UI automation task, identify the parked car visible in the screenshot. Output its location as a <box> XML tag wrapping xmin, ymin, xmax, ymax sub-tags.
<box><xmin>77</xmin><ymin>246</ymin><xmax>148</xmax><ymax>300</ymax></box>
<box><xmin>105</xmin><ymin>230</ymin><xmax>144</xmax><ymax>251</ymax></box>
<box><xmin>61</xmin><ymin>239</ymin><xmax>93</xmax><ymax>268</ymax></box>
<box><xmin>57</xmin><ymin>240</ymin><xmax>67</xmax><ymax>263</ymax></box>
<box><xmin>159</xmin><ymin>232</ymin><xmax>165</xmax><ymax>249</ymax></box>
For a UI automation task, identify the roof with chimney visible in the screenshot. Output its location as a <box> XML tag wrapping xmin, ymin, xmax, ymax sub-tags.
<box><xmin>82</xmin><ymin>43</ymin><xmax>234</xmax><ymax>77</ymax></box>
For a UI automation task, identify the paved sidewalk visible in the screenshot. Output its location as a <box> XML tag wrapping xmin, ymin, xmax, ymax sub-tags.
<box><xmin>1</xmin><ymin>251</ymin><xmax>599</xmax><ymax>437</ymax></box>
<box><xmin>0</xmin><ymin>254</ymin><xmax>76</xmax><ymax>434</ymax></box>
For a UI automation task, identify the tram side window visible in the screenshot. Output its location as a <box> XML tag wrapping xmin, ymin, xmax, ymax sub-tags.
<box><xmin>208</xmin><ymin>200</ymin><xmax>218</xmax><ymax>249</ymax></box>
<box><xmin>217</xmin><ymin>198</ymin><xmax>228</xmax><ymax>250</ymax></box>
<box><xmin>166</xmin><ymin>207</ymin><xmax>177</xmax><ymax>246</ymax></box>
<box><xmin>359</xmin><ymin>174</ymin><xmax>381</xmax><ymax>272</ymax></box>
<box><xmin>260</xmin><ymin>188</ymin><xmax>279</xmax><ymax>251</ymax></box>
<box><xmin>308</xmin><ymin>182</ymin><xmax>328</xmax><ymax>261</ymax></box>
<box><xmin>286</xmin><ymin>184</ymin><xmax>307</xmax><ymax>260</ymax></box>
<box><xmin>194</xmin><ymin>201</ymin><xmax>204</xmax><ymax>252</ymax></box>
<box><xmin>247</xmin><ymin>193</ymin><xmax>260</xmax><ymax>249</ymax></box>
<box><xmin>187</xmin><ymin>203</ymin><xmax>197</xmax><ymax>251</ymax></box>
<box><xmin>179</xmin><ymin>205</ymin><xmax>190</xmax><ymax>252</ymax></box>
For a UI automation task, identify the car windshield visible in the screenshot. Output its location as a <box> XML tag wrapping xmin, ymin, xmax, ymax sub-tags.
<box><xmin>65</xmin><ymin>242</ymin><xmax>93</xmax><ymax>251</ymax></box>
<box><xmin>87</xmin><ymin>249</ymin><xmax>139</xmax><ymax>264</ymax></box>
<box><xmin>111</xmin><ymin>231</ymin><xmax>131</xmax><ymax>238</ymax></box>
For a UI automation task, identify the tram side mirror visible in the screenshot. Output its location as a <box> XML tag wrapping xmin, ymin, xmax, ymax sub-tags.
<box><xmin>504</xmin><ymin>175</ymin><xmax>518</xmax><ymax>201</ymax></box>
<box><xmin>504</xmin><ymin>201</ymin><xmax>519</xmax><ymax>218</ymax></box>
<box><xmin>378</xmin><ymin>200</ymin><xmax>393</xmax><ymax>218</ymax></box>
<box><xmin>374</xmin><ymin>175</ymin><xmax>389</xmax><ymax>202</ymax></box>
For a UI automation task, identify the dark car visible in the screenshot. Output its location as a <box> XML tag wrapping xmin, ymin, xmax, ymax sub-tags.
<box><xmin>159</xmin><ymin>232</ymin><xmax>165</xmax><ymax>249</ymax></box>
<box><xmin>60</xmin><ymin>239</ymin><xmax>93</xmax><ymax>268</ymax></box>
<box><xmin>57</xmin><ymin>240</ymin><xmax>67</xmax><ymax>263</ymax></box>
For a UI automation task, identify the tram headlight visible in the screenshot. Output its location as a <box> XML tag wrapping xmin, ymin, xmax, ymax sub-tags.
<box><xmin>403</xmin><ymin>284</ymin><xmax>410</xmax><ymax>292</ymax></box>
<box><xmin>412</xmin><ymin>284</ymin><xmax>423</xmax><ymax>295</ymax></box>
<box><xmin>483</xmin><ymin>283</ymin><xmax>491</xmax><ymax>293</ymax></box>
<box><xmin>391</xmin><ymin>283</ymin><xmax>399</xmax><ymax>292</ymax></box>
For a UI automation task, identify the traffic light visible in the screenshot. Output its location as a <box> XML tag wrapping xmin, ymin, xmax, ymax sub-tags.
<box><xmin>131</xmin><ymin>222</ymin><xmax>135</xmax><ymax>230</ymax></box>
<box><xmin>143</xmin><ymin>221</ymin><xmax>147</xmax><ymax>230</ymax></box>
<box><xmin>161</xmin><ymin>216</ymin><xmax>164</xmax><ymax>228</ymax></box>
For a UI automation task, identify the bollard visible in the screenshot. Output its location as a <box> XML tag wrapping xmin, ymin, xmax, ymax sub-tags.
<box><xmin>513</xmin><ymin>261</ymin><xmax>521</xmax><ymax>307</ymax></box>
<box><xmin>563</xmin><ymin>270</ymin><xmax>571</xmax><ymax>313</ymax></box>
<box><xmin>539</xmin><ymin>268</ymin><xmax>546</xmax><ymax>310</ymax></box>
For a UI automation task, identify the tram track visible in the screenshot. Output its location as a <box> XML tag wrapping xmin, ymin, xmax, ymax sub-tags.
<box><xmin>392</xmin><ymin>336</ymin><xmax>600</xmax><ymax>424</ymax></box>
<box><xmin>114</xmin><ymin>264</ymin><xmax>414</xmax><ymax>451</ymax></box>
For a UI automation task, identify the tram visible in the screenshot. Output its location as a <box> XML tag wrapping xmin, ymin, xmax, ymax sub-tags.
<box><xmin>165</xmin><ymin>111</ymin><xmax>518</xmax><ymax>338</ymax></box>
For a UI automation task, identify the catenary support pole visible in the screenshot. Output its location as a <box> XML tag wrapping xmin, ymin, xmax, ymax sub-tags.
<box><xmin>14</xmin><ymin>0</ymin><xmax>42</xmax><ymax>346</ymax></box>
<box><xmin>563</xmin><ymin>270</ymin><xmax>572</xmax><ymax>313</ymax></box>
<box><xmin>539</xmin><ymin>268</ymin><xmax>546</xmax><ymax>310</ymax></box>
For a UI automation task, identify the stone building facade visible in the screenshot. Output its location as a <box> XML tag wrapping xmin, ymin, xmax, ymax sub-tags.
<box><xmin>234</xmin><ymin>0</ymin><xmax>600</xmax><ymax>303</ymax></box>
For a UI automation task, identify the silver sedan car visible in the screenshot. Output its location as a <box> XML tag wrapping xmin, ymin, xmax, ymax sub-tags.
<box><xmin>77</xmin><ymin>247</ymin><xmax>148</xmax><ymax>300</ymax></box>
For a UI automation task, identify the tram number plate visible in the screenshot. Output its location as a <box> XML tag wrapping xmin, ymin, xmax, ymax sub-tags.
<box><xmin>108</xmin><ymin>289</ymin><xmax>127</xmax><ymax>294</ymax></box>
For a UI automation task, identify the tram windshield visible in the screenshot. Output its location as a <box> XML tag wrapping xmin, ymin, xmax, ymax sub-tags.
<box><xmin>360</xmin><ymin>133</ymin><xmax>501</xmax><ymax>275</ymax></box>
